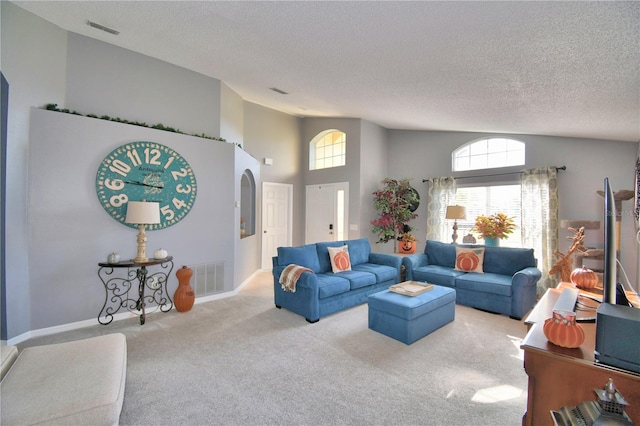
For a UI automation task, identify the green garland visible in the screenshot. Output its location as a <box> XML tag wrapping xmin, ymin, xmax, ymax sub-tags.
<box><xmin>43</xmin><ymin>103</ymin><xmax>242</xmax><ymax>149</ymax></box>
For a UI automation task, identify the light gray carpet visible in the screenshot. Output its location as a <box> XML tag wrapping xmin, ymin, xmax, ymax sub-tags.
<box><xmin>18</xmin><ymin>271</ymin><xmax>529</xmax><ymax>425</ymax></box>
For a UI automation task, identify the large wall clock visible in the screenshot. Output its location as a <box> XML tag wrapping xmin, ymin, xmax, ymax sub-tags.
<box><xmin>96</xmin><ymin>141</ymin><xmax>197</xmax><ymax>229</ymax></box>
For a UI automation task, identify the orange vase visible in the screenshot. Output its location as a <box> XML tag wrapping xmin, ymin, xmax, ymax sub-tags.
<box><xmin>543</xmin><ymin>309</ymin><xmax>585</xmax><ymax>348</ymax></box>
<box><xmin>174</xmin><ymin>266</ymin><xmax>195</xmax><ymax>312</ymax></box>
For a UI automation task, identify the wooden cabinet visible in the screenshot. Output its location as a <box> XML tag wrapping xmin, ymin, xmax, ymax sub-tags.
<box><xmin>521</xmin><ymin>286</ymin><xmax>640</xmax><ymax>426</ymax></box>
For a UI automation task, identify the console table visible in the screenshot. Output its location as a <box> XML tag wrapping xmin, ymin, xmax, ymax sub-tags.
<box><xmin>521</xmin><ymin>284</ymin><xmax>640</xmax><ymax>425</ymax></box>
<box><xmin>97</xmin><ymin>257</ymin><xmax>174</xmax><ymax>325</ymax></box>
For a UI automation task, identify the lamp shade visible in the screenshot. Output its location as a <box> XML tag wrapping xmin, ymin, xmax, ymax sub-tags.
<box><xmin>445</xmin><ymin>205</ymin><xmax>466</xmax><ymax>220</ymax></box>
<box><xmin>125</xmin><ymin>201</ymin><xmax>160</xmax><ymax>225</ymax></box>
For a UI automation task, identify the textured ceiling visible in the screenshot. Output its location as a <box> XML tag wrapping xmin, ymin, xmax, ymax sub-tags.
<box><xmin>13</xmin><ymin>1</ymin><xmax>640</xmax><ymax>142</ymax></box>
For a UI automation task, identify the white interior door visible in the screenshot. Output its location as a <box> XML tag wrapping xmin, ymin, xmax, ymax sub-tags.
<box><xmin>305</xmin><ymin>182</ymin><xmax>349</xmax><ymax>244</ymax></box>
<box><xmin>261</xmin><ymin>182</ymin><xmax>292</xmax><ymax>269</ymax></box>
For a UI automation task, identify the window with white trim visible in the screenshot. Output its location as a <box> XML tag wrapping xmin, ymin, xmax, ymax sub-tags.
<box><xmin>455</xmin><ymin>183</ymin><xmax>522</xmax><ymax>248</ymax></box>
<box><xmin>309</xmin><ymin>130</ymin><xmax>346</xmax><ymax>170</ymax></box>
<box><xmin>453</xmin><ymin>138</ymin><xmax>525</xmax><ymax>172</ymax></box>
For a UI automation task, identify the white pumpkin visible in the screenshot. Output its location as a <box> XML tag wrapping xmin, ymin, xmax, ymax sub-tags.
<box><xmin>154</xmin><ymin>248</ymin><xmax>168</xmax><ymax>259</ymax></box>
<box><xmin>107</xmin><ymin>252</ymin><xmax>120</xmax><ymax>264</ymax></box>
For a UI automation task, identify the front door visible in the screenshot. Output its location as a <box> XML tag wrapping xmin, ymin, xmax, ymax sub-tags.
<box><xmin>305</xmin><ymin>182</ymin><xmax>348</xmax><ymax>244</ymax></box>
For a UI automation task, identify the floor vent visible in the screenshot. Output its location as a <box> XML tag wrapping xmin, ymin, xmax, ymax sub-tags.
<box><xmin>189</xmin><ymin>261</ymin><xmax>225</xmax><ymax>297</ymax></box>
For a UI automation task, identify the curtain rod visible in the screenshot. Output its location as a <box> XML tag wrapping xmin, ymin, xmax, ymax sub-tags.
<box><xmin>422</xmin><ymin>165</ymin><xmax>566</xmax><ymax>183</ymax></box>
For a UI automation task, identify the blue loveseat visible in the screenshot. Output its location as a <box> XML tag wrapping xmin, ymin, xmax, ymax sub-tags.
<box><xmin>402</xmin><ymin>240</ymin><xmax>541</xmax><ymax>319</ymax></box>
<box><xmin>272</xmin><ymin>238</ymin><xmax>402</xmax><ymax>323</ymax></box>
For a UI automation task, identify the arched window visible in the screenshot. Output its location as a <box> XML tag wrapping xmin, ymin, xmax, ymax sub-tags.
<box><xmin>240</xmin><ymin>169</ymin><xmax>255</xmax><ymax>238</ymax></box>
<box><xmin>452</xmin><ymin>138</ymin><xmax>525</xmax><ymax>172</ymax></box>
<box><xmin>309</xmin><ymin>130</ymin><xmax>346</xmax><ymax>171</ymax></box>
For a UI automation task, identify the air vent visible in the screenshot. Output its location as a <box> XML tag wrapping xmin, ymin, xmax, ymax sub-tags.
<box><xmin>87</xmin><ymin>20</ymin><xmax>120</xmax><ymax>35</ymax></box>
<box><xmin>269</xmin><ymin>87</ymin><xmax>288</xmax><ymax>95</ymax></box>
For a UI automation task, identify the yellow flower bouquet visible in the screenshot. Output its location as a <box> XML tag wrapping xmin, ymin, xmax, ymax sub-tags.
<box><xmin>472</xmin><ymin>213</ymin><xmax>516</xmax><ymax>240</ymax></box>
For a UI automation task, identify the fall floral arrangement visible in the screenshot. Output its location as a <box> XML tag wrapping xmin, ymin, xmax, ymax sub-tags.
<box><xmin>472</xmin><ymin>213</ymin><xmax>516</xmax><ymax>239</ymax></box>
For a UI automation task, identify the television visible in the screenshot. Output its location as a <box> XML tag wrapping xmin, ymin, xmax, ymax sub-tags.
<box><xmin>602</xmin><ymin>177</ymin><xmax>617</xmax><ymax>304</ymax></box>
<box><xmin>595</xmin><ymin>178</ymin><xmax>640</xmax><ymax>374</ymax></box>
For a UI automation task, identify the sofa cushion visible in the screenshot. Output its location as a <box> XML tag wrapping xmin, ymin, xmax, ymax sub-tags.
<box><xmin>424</xmin><ymin>240</ymin><xmax>457</xmax><ymax>267</ymax></box>
<box><xmin>352</xmin><ymin>263</ymin><xmax>398</xmax><ymax>283</ymax></box>
<box><xmin>317</xmin><ymin>274</ymin><xmax>351</xmax><ymax>299</ymax></box>
<box><xmin>316</xmin><ymin>241</ymin><xmax>347</xmax><ymax>273</ymax></box>
<box><xmin>337</xmin><ymin>270</ymin><xmax>377</xmax><ymax>290</ymax></box>
<box><xmin>412</xmin><ymin>265</ymin><xmax>465</xmax><ymax>287</ymax></box>
<box><xmin>278</xmin><ymin>244</ymin><xmax>321</xmax><ymax>273</ymax></box>
<box><xmin>0</xmin><ymin>345</ymin><xmax>18</xmax><ymax>381</ymax></box>
<box><xmin>454</xmin><ymin>247</ymin><xmax>485</xmax><ymax>273</ymax></box>
<box><xmin>456</xmin><ymin>272</ymin><xmax>512</xmax><ymax>297</ymax></box>
<box><xmin>328</xmin><ymin>245</ymin><xmax>352</xmax><ymax>272</ymax></box>
<box><xmin>483</xmin><ymin>246</ymin><xmax>536</xmax><ymax>276</ymax></box>
<box><xmin>1</xmin><ymin>333</ymin><xmax>127</xmax><ymax>426</ymax></box>
<box><xmin>345</xmin><ymin>238</ymin><xmax>371</xmax><ymax>265</ymax></box>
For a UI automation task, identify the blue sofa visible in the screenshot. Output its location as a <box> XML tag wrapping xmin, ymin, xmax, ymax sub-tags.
<box><xmin>402</xmin><ymin>240</ymin><xmax>541</xmax><ymax>319</ymax></box>
<box><xmin>272</xmin><ymin>238</ymin><xmax>402</xmax><ymax>323</ymax></box>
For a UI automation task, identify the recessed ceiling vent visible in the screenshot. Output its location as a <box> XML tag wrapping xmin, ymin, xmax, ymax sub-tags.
<box><xmin>269</xmin><ymin>87</ymin><xmax>288</xmax><ymax>95</ymax></box>
<box><xmin>87</xmin><ymin>20</ymin><xmax>120</xmax><ymax>36</ymax></box>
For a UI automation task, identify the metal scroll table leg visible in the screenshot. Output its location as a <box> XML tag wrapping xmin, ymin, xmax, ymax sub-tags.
<box><xmin>137</xmin><ymin>266</ymin><xmax>148</xmax><ymax>325</ymax></box>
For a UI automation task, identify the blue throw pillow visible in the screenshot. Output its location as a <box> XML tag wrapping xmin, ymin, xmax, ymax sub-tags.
<box><xmin>277</xmin><ymin>244</ymin><xmax>321</xmax><ymax>273</ymax></box>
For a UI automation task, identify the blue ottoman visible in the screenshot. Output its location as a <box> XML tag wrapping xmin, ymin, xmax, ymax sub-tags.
<box><xmin>368</xmin><ymin>285</ymin><xmax>456</xmax><ymax>344</ymax></box>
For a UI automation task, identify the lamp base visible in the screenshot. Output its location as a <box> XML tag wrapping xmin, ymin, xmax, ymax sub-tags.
<box><xmin>451</xmin><ymin>220</ymin><xmax>459</xmax><ymax>244</ymax></box>
<box><xmin>134</xmin><ymin>224</ymin><xmax>149</xmax><ymax>264</ymax></box>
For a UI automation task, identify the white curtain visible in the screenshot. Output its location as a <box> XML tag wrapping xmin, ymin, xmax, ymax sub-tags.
<box><xmin>426</xmin><ymin>177</ymin><xmax>457</xmax><ymax>242</ymax></box>
<box><xmin>521</xmin><ymin>167</ymin><xmax>559</xmax><ymax>294</ymax></box>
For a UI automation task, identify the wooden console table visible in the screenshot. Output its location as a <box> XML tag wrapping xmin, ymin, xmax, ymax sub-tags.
<box><xmin>521</xmin><ymin>285</ymin><xmax>640</xmax><ymax>426</ymax></box>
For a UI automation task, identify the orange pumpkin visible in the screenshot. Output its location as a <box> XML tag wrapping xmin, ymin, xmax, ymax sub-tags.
<box><xmin>399</xmin><ymin>239</ymin><xmax>416</xmax><ymax>254</ymax></box>
<box><xmin>543</xmin><ymin>310</ymin><xmax>585</xmax><ymax>348</ymax></box>
<box><xmin>456</xmin><ymin>252</ymin><xmax>480</xmax><ymax>271</ymax></box>
<box><xmin>570</xmin><ymin>266</ymin><xmax>599</xmax><ymax>289</ymax></box>
<box><xmin>333</xmin><ymin>251</ymin><xmax>351</xmax><ymax>270</ymax></box>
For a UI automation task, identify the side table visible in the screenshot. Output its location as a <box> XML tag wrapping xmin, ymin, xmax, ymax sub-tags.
<box><xmin>97</xmin><ymin>256</ymin><xmax>174</xmax><ymax>325</ymax></box>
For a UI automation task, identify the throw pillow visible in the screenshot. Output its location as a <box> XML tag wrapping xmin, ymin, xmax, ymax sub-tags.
<box><xmin>328</xmin><ymin>245</ymin><xmax>352</xmax><ymax>273</ymax></box>
<box><xmin>454</xmin><ymin>247</ymin><xmax>485</xmax><ymax>273</ymax></box>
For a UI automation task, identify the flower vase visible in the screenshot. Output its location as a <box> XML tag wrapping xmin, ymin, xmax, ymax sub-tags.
<box><xmin>484</xmin><ymin>237</ymin><xmax>499</xmax><ymax>247</ymax></box>
<box><xmin>174</xmin><ymin>266</ymin><xmax>195</xmax><ymax>312</ymax></box>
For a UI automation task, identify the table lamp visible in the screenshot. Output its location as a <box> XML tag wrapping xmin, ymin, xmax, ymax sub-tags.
<box><xmin>125</xmin><ymin>201</ymin><xmax>160</xmax><ymax>263</ymax></box>
<box><xmin>445</xmin><ymin>205</ymin><xmax>466</xmax><ymax>244</ymax></box>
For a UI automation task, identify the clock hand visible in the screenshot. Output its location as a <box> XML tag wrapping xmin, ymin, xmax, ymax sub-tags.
<box><xmin>124</xmin><ymin>180</ymin><xmax>164</xmax><ymax>189</ymax></box>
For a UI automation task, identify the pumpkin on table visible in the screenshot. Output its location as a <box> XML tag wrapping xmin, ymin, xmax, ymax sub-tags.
<box><xmin>570</xmin><ymin>265</ymin><xmax>599</xmax><ymax>290</ymax></box>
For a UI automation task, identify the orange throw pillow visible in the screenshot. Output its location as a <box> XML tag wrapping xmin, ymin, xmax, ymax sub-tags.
<box><xmin>454</xmin><ymin>247</ymin><xmax>484</xmax><ymax>273</ymax></box>
<box><xmin>328</xmin><ymin>245</ymin><xmax>352</xmax><ymax>273</ymax></box>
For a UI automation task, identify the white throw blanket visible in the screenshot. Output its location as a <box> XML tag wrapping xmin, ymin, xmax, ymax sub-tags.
<box><xmin>279</xmin><ymin>264</ymin><xmax>313</xmax><ymax>293</ymax></box>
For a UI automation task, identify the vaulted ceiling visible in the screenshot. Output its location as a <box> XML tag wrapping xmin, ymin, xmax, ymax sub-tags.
<box><xmin>13</xmin><ymin>1</ymin><xmax>640</xmax><ymax>142</ymax></box>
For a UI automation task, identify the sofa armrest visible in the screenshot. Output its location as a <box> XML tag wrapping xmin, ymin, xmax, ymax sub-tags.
<box><xmin>510</xmin><ymin>267</ymin><xmax>542</xmax><ymax>319</ymax></box>
<box><xmin>401</xmin><ymin>254</ymin><xmax>428</xmax><ymax>281</ymax></box>
<box><xmin>369</xmin><ymin>252</ymin><xmax>403</xmax><ymax>282</ymax></box>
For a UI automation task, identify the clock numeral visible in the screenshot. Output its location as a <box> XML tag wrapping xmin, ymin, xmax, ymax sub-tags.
<box><xmin>104</xmin><ymin>178</ymin><xmax>125</xmax><ymax>191</ymax></box>
<box><xmin>164</xmin><ymin>156</ymin><xmax>175</xmax><ymax>169</ymax></box>
<box><xmin>144</xmin><ymin>148</ymin><xmax>162</xmax><ymax>165</ymax></box>
<box><xmin>172</xmin><ymin>197</ymin><xmax>187</xmax><ymax>210</ymax></box>
<box><xmin>176</xmin><ymin>183</ymin><xmax>191</xmax><ymax>194</ymax></box>
<box><xmin>161</xmin><ymin>205</ymin><xmax>175</xmax><ymax>221</ymax></box>
<box><xmin>126</xmin><ymin>149</ymin><xmax>142</xmax><ymax>167</ymax></box>
<box><xmin>110</xmin><ymin>193</ymin><xmax>129</xmax><ymax>207</ymax></box>
<box><xmin>171</xmin><ymin>167</ymin><xmax>189</xmax><ymax>181</ymax></box>
<box><xmin>109</xmin><ymin>159</ymin><xmax>131</xmax><ymax>177</ymax></box>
